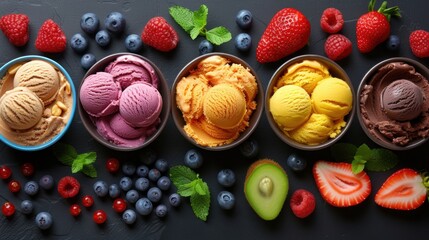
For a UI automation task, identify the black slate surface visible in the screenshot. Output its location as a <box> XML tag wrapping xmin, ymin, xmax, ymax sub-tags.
<box><xmin>1</xmin><ymin>0</ymin><xmax>429</xmax><ymax>239</ymax></box>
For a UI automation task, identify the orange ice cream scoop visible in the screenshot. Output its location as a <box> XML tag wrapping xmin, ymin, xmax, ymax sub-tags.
<box><xmin>203</xmin><ymin>83</ymin><xmax>246</xmax><ymax>129</ymax></box>
<box><xmin>175</xmin><ymin>75</ymin><xmax>208</xmax><ymax>121</ymax></box>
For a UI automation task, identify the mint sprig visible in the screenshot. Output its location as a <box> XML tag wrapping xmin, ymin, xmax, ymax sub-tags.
<box><xmin>331</xmin><ymin>143</ymin><xmax>399</xmax><ymax>174</ymax></box>
<box><xmin>170</xmin><ymin>165</ymin><xmax>210</xmax><ymax>221</ymax></box>
<box><xmin>52</xmin><ymin>143</ymin><xmax>97</xmax><ymax>178</ymax></box>
<box><xmin>169</xmin><ymin>4</ymin><xmax>232</xmax><ymax>45</ymax></box>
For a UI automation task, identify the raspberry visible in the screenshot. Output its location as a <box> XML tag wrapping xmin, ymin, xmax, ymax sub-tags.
<box><xmin>324</xmin><ymin>34</ymin><xmax>352</xmax><ymax>61</ymax></box>
<box><xmin>35</xmin><ymin>19</ymin><xmax>67</xmax><ymax>53</ymax></box>
<box><xmin>0</xmin><ymin>13</ymin><xmax>29</xmax><ymax>46</ymax></box>
<box><xmin>409</xmin><ymin>30</ymin><xmax>429</xmax><ymax>58</ymax></box>
<box><xmin>320</xmin><ymin>8</ymin><xmax>344</xmax><ymax>34</ymax></box>
<box><xmin>141</xmin><ymin>16</ymin><xmax>179</xmax><ymax>52</ymax></box>
<box><xmin>290</xmin><ymin>189</ymin><xmax>316</xmax><ymax>218</ymax></box>
<box><xmin>57</xmin><ymin>176</ymin><xmax>80</xmax><ymax>198</ymax></box>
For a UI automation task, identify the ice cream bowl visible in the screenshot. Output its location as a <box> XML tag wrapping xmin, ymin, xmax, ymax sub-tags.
<box><xmin>172</xmin><ymin>53</ymin><xmax>264</xmax><ymax>151</ymax></box>
<box><xmin>265</xmin><ymin>54</ymin><xmax>355</xmax><ymax>151</ymax></box>
<box><xmin>357</xmin><ymin>57</ymin><xmax>429</xmax><ymax>151</ymax></box>
<box><xmin>78</xmin><ymin>53</ymin><xmax>170</xmax><ymax>151</ymax></box>
<box><xmin>0</xmin><ymin>55</ymin><xmax>77</xmax><ymax>151</ymax></box>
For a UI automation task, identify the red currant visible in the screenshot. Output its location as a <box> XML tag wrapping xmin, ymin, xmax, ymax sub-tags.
<box><xmin>70</xmin><ymin>204</ymin><xmax>81</xmax><ymax>217</ymax></box>
<box><xmin>112</xmin><ymin>198</ymin><xmax>127</xmax><ymax>213</ymax></box>
<box><xmin>2</xmin><ymin>202</ymin><xmax>15</xmax><ymax>217</ymax></box>
<box><xmin>106</xmin><ymin>158</ymin><xmax>120</xmax><ymax>173</ymax></box>
<box><xmin>82</xmin><ymin>195</ymin><xmax>94</xmax><ymax>208</ymax></box>
<box><xmin>93</xmin><ymin>209</ymin><xmax>107</xmax><ymax>224</ymax></box>
<box><xmin>8</xmin><ymin>180</ymin><xmax>21</xmax><ymax>193</ymax></box>
<box><xmin>0</xmin><ymin>165</ymin><xmax>12</xmax><ymax>180</ymax></box>
<box><xmin>21</xmin><ymin>163</ymin><xmax>35</xmax><ymax>177</ymax></box>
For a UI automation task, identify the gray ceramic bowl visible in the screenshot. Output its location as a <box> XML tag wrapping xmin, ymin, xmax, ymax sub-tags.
<box><xmin>171</xmin><ymin>53</ymin><xmax>264</xmax><ymax>151</ymax></box>
<box><xmin>357</xmin><ymin>57</ymin><xmax>429</xmax><ymax>150</ymax></box>
<box><xmin>78</xmin><ymin>53</ymin><xmax>170</xmax><ymax>151</ymax></box>
<box><xmin>0</xmin><ymin>55</ymin><xmax>77</xmax><ymax>151</ymax></box>
<box><xmin>265</xmin><ymin>54</ymin><xmax>355</xmax><ymax>151</ymax></box>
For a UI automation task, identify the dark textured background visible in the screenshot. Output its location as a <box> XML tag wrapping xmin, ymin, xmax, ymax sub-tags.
<box><xmin>1</xmin><ymin>0</ymin><xmax>429</xmax><ymax>239</ymax></box>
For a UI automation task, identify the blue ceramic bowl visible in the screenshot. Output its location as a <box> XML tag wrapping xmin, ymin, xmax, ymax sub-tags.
<box><xmin>0</xmin><ymin>55</ymin><xmax>76</xmax><ymax>151</ymax></box>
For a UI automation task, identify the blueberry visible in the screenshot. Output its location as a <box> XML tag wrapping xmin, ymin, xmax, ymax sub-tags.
<box><xmin>217</xmin><ymin>191</ymin><xmax>235</xmax><ymax>210</ymax></box>
<box><xmin>136</xmin><ymin>165</ymin><xmax>149</xmax><ymax>177</ymax></box>
<box><xmin>387</xmin><ymin>35</ymin><xmax>400</xmax><ymax>51</ymax></box>
<box><xmin>198</xmin><ymin>40</ymin><xmax>213</xmax><ymax>55</ymax></box>
<box><xmin>109</xmin><ymin>184</ymin><xmax>121</xmax><ymax>199</ymax></box>
<box><xmin>125</xmin><ymin>34</ymin><xmax>143</xmax><ymax>53</ymax></box>
<box><xmin>147</xmin><ymin>187</ymin><xmax>162</xmax><ymax>203</ymax></box>
<box><xmin>20</xmin><ymin>200</ymin><xmax>34</xmax><ymax>215</ymax></box>
<box><xmin>155</xmin><ymin>204</ymin><xmax>168</xmax><ymax>218</ymax></box>
<box><xmin>81</xmin><ymin>13</ymin><xmax>99</xmax><ymax>34</ymax></box>
<box><xmin>24</xmin><ymin>181</ymin><xmax>39</xmax><ymax>196</ymax></box>
<box><xmin>168</xmin><ymin>193</ymin><xmax>181</xmax><ymax>207</ymax></box>
<box><xmin>234</xmin><ymin>33</ymin><xmax>252</xmax><ymax>51</ymax></box>
<box><xmin>157</xmin><ymin>176</ymin><xmax>171</xmax><ymax>191</ymax></box>
<box><xmin>122</xmin><ymin>163</ymin><xmax>136</xmax><ymax>176</ymax></box>
<box><xmin>135</xmin><ymin>198</ymin><xmax>153</xmax><ymax>216</ymax></box>
<box><xmin>135</xmin><ymin>177</ymin><xmax>150</xmax><ymax>192</ymax></box>
<box><xmin>104</xmin><ymin>12</ymin><xmax>126</xmax><ymax>33</ymax></box>
<box><xmin>139</xmin><ymin>149</ymin><xmax>157</xmax><ymax>165</ymax></box>
<box><xmin>39</xmin><ymin>175</ymin><xmax>54</xmax><ymax>190</ymax></box>
<box><xmin>217</xmin><ymin>169</ymin><xmax>236</xmax><ymax>187</ymax></box>
<box><xmin>119</xmin><ymin>177</ymin><xmax>133</xmax><ymax>192</ymax></box>
<box><xmin>239</xmin><ymin>138</ymin><xmax>259</xmax><ymax>158</ymax></box>
<box><xmin>70</xmin><ymin>33</ymin><xmax>88</xmax><ymax>53</ymax></box>
<box><xmin>286</xmin><ymin>153</ymin><xmax>307</xmax><ymax>172</ymax></box>
<box><xmin>35</xmin><ymin>212</ymin><xmax>53</xmax><ymax>230</ymax></box>
<box><xmin>95</xmin><ymin>30</ymin><xmax>111</xmax><ymax>47</ymax></box>
<box><xmin>122</xmin><ymin>209</ymin><xmax>137</xmax><ymax>224</ymax></box>
<box><xmin>125</xmin><ymin>189</ymin><xmax>139</xmax><ymax>204</ymax></box>
<box><xmin>184</xmin><ymin>149</ymin><xmax>203</xmax><ymax>169</ymax></box>
<box><xmin>236</xmin><ymin>10</ymin><xmax>253</xmax><ymax>30</ymax></box>
<box><xmin>93</xmin><ymin>180</ymin><xmax>108</xmax><ymax>197</ymax></box>
<box><xmin>154</xmin><ymin>159</ymin><xmax>169</xmax><ymax>173</ymax></box>
<box><xmin>148</xmin><ymin>168</ymin><xmax>161</xmax><ymax>182</ymax></box>
<box><xmin>80</xmin><ymin>53</ymin><xmax>96</xmax><ymax>70</ymax></box>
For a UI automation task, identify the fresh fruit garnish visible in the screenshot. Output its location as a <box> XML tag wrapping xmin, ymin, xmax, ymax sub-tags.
<box><xmin>39</xmin><ymin>175</ymin><xmax>54</xmax><ymax>190</ymax></box>
<box><xmin>147</xmin><ymin>187</ymin><xmax>162</xmax><ymax>203</ymax></box>
<box><xmin>136</xmin><ymin>165</ymin><xmax>149</xmax><ymax>177</ymax></box>
<box><xmin>20</xmin><ymin>200</ymin><xmax>34</xmax><ymax>215</ymax></box>
<box><xmin>93</xmin><ymin>209</ymin><xmax>107</xmax><ymax>224</ymax></box>
<box><xmin>0</xmin><ymin>165</ymin><xmax>12</xmax><ymax>180</ymax></box>
<box><xmin>234</xmin><ymin>33</ymin><xmax>252</xmax><ymax>52</ymax></box>
<box><xmin>198</xmin><ymin>39</ymin><xmax>214</xmax><ymax>55</ymax></box>
<box><xmin>135</xmin><ymin>178</ymin><xmax>150</xmax><ymax>192</ymax></box>
<box><xmin>217</xmin><ymin>169</ymin><xmax>236</xmax><ymax>187</ymax></box>
<box><xmin>141</xmin><ymin>16</ymin><xmax>179</xmax><ymax>52</ymax></box>
<box><xmin>0</xmin><ymin>13</ymin><xmax>29</xmax><ymax>47</ymax></box>
<box><xmin>239</xmin><ymin>139</ymin><xmax>259</xmax><ymax>158</ymax></box>
<box><xmin>320</xmin><ymin>8</ymin><xmax>344</xmax><ymax>34</ymax></box>
<box><xmin>35</xmin><ymin>19</ymin><xmax>67</xmax><ymax>53</ymax></box>
<box><xmin>104</xmin><ymin>12</ymin><xmax>126</xmax><ymax>34</ymax></box>
<box><xmin>121</xmin><ymin>162</ymin><xmax>136</xmax><ymax>176</ymax></box>
<box><xmin>324</xmin><ymin>34</ymin><xmax>352</xmax><ymax>61</ymax></box>
<box><xmin>70</xmin><ymin>33</ymin><xmax>88</xmax><ymax>53</ymax></box>
<box><xmin>169</xmin><ymin>193</ymin><xmax>181</xmax><ymax>207</ymax></box>
<box><xmin>80</xmin><ymin>53</ymin><xmax>96</xmax><ymax>70</ymax></box>
<box><xmin>148</xmin><ymin>168</ymin><xmax>161</xmax><ymax>182</ymax></box>
<box><xmin>35</xmin><ymin>212</ymin><xmax>53</xmax><ymax>229</ymax></box>
<box><xmin>356</xmin><ymin>0</ymin><xmax>401</xmax><ymax>53</ymax></box>
<box><xmin>135</xmin><ymin>197</ymin><xmax>153</xmax><ymax>216</ymax></box>
<box><xmin>124</xmin><ymin>34</ymin><xmax>143</xmax><ymax>53</ymax></box>
<box><xmin>53</xmin><ymin>143</ymin><xmax>98</xmax><ymax>178</ymax></box>
<box><xmin>122</xmin><ymin>209</ymin><xmax>137</xmax><ymax>225</ymax></box>
<box><xmin>24</xmin><ymin>181</ymin><xmax>39</xmax><ymax>196</ymax></box>
<box><xmin>119</xmin><ymin>176</ymin><xmax>132</xmax><ymax>191</ymax></box>
<box><xmin>105</xmin><ymin>158</ymin><xmax>120</xmax><ymax>174</ymax></box>
<box><xmin>286</xmin><ymin>153</ymin><xmax>307</xmax><ymax>172</ymax></box>
<box><xmin>409</xmin><ymin>30</ymin><xmax>429</xmax><ymax>58</ymax></box>
<box><xmin>157</xmin><ymin>176</ymin><xmax>171</xmax><ymax>191</ymax></box>
<box><xmin>375</xmin><ymin>168</ymin><xmax>428</xmax><ymax>210</ymax></box>
<box><xmin>217</xmin><ymin>191</ymin><xmax>235</xmax><ymax>210</ymax></box>
<box><xmin>95</xmin><ymin>30</ymin><xmax>111</xmax><ymax>47</ymax></box>
<box><xmin>8</xmin><ymin>180</ymin><xmax>21</xmax><ymax>193</ymax></box>
<box><xmin>93</xmin><ymin>180</ymin><xmax>108</xmax><ymax>197</ymax></box>
<box><xmin>2</xmin><ymin>202</ymin><xmax>15</xmax><ymax>217</ymax></box>
<box><xmin>57</xmin><ymin>176</ymin><xmax>81</xmax><ymax>198</ymax></box>
<box><xmin>21</xmin><ymin>163</ymin><xmax>35</xmax><ymax>177</ymax></box>
<box><xmin>236</xmin><ymin>10</ymin><xmax>253</xmax><ymax>30</ymax></box>
<box><xmin>70</xmin><ymin>204</ymin><xmax>81</xmax><ymax>217</ymax></box>
<box><xmin>244</xmin><ymin>159</ymin><xmax>289</xmax><ymax>220</ymax></box>
<box><xmin>125</xmin><ymin>190</ymin><xmax>139</xmax><ymax>204</ymax></box>
<box><xmin>155</xmin><ymin>159</ymin><xmax>169</xmax><ymax>173</ymax></box>
<box><xmin>82</xmin><ymin>195</ymin><xmax>94</xmax><ymax>208</ymax></box>
<box><xmin>256</xmin><ymin>8</ymin><xmax>310</xmax><ymax>63</ymax></box>
<box><xmin>184</xmin><ymin>149</ymin><xmax>203</xmax><ymax>169</ymax></box>
<box><xmin>313</xmin><ymin>160</ymin><xmax>371</xmax><ymax>207</ymax></box>
<box><xmin>290</xmin><ymin>189</ymin><xmax>316</xmax><ymax>218</ymax></box>
<box><xmin>155</xmin><ymin>204</ymin><xmax>168</xmax><ymax>217</ymax></box>
<box><xmin>112</xmin><ymin>198</ymin><xmax>127</xmax><ymax>213</ymax></box>
<box><xmin>80</xmin><ymin>13</ymin><xmax>99</xmax><ymax>34</ymax></box>
<box><xmin>386</xmin><ymin>34</ymin><xmax>400</xmax><ymax>51</ymax></box>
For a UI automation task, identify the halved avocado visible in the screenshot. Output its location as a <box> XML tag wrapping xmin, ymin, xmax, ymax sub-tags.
<box><xmin>244</xmin><ymin>158</ymin><xmax>289</xmax><ymax>221</ymax></box>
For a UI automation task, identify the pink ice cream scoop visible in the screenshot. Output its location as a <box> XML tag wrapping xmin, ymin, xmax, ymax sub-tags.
<box><xmin>105</xmin><ymin>55</ymin><xmax>159</xmax><ymax>89</ymax></box>
<box><xmin>119</xmin><ymin>82</ymin><xmax>162</xmax><ymax>128</ymax></box>
<box><xmin>80</xmin><ymin>72</ymin><xmax>121</xmax><ymax>117</ymax></box>
<box><xmin>109</xmin><ymin>112</ymin><xmax>146</xmax><ymax>139</ymax></box>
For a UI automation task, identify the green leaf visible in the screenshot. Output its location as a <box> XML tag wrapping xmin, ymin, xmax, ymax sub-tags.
<box><xmin>206</xmin><ymin>26</ymin><xmax>232</xmax><ymax>45</ymax></box>
<box><xmin>52</xmin><ymin>143</ymin><xmax>77</xmax><ymax>166</ymax></box>
<box><xmin>169</xmin><ymin>5</ymin><xmax>195</xmax><ymax>32</ymax></box>
<box><xmin>194</xmin><ymin>179</ymin><xmax>207</xmax><ymax>196</ymax></box>
<box><xmin>71</xmin><ymin>160</ymin><xmax>83</xmax><ymax>173</ymax></box>
<box><xmin>365</xmin><ymin>148</ymin><xmax>399</xmax><ymax>172</ymax></box>
<box><xmin>190</xmin><ymin>187</ymin><xmax>210</xmax><ymax>221</ymax></box>
<box><xmin>192</xmin><ymin>4</ymin><xmax>208</xmax><ymax>29</ymax></box>
<box><xmin>78</xmin><ymin>152</ymin><xmax>97</xmax><ymax>165</ymax></box>
<box><xmin>352</xmin><ymin>155</ymin><xmax>367</xmax><ymax>174</ymax></box>
<box><xmin>177</xmin><ymin>181</ymin><xmax>197</xmax><ymax>197</ymax></box>
<box><xmin>170</xmin><ymin>166</ymin><xmax>198</xmax><ymax>187</ymax></box>
<box><xmin>330</xmin><ymin>143</ymin><xmax>357</xmax><ymax>163</ymax></box>
<box><xmin>190</xmin><ymin>27</ymin><xmax>202</xmax><ymax>40</ymax></box>
<box><xmin>355</xmin><ymin>144</ymin><xmax>373</xmax><ymax>159</ymax></box>
<box><xmin>82</xmin><ymin>164</ymin><xmax>97</xmax><ymax>178</ymax></box>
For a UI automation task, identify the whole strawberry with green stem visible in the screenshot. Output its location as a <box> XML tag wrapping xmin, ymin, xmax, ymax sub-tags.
<box><xmin>356</xmin><ymin>0</ymin><xmax>401</xmax><ymax>53</ymax></box>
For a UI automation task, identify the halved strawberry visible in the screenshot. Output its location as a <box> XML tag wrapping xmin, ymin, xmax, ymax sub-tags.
<box><xmin>313</xmin><ymin>160</ymin><xmax>371</xmax><ymax>207</ymax></box>
<box><xmin>375</xmin><ymin>168</ymin><xmax>427</xmax><ymax>210</ymax></box>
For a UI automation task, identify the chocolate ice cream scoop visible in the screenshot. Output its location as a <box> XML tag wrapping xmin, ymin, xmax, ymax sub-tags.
<box><xmin>381</xmin><ymin>79</ymin><xmax>425</xmax><ymax>121</ymax></box>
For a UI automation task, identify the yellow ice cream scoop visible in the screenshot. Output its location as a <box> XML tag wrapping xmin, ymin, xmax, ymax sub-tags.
<box><xmin>269</xmin><ymin>85</ymin><xmax>312</xmax><ymax>131</ymax></box>
<box><xmin>203</xmin><ymin>83</ymin><xmax>246</xmax><ymax>130</ymax></box>
<box><xmin>288</xmin><ymin>113</ymin><xmax>334</xmax><ymax>145</ymax></box>
<box><xmin>311</xmin><ymin>77</ymin><xmax>352</xmax><ymax>120</ymax></box>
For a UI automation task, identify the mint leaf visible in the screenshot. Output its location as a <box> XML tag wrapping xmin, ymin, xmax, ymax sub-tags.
<box><xmin>177</xmin><ymin>181</ymin><xmax>197</xmax><ymax>197</ymax></box>
<box><xmin>331</xmin><ymin>143</ymin><xmax>357</xmax><ymax>163</ymax></box>
<box><xmin>352</xmin><ymin>155</ymin><xmax>367</xmax><ymax>174</ymax></box>
<box><xmin>71</xmin><ymin>160</ymin><xmax>83</xmax><ymax>173</ymax></box>
<box><xmin>78</xmin><ymin>152</ymin><xmax>96</xmax><ymax>165</ymax></box>
<box><xmin>52</xmin><ymin>143</ymin><xmax>77</xmax><ymax>166</ymax></box>
<box><xmin>82</xmin><ymin>164</ymin><xmax>97</xmax><ymax>178</ymax></box>
<box><xmin>355</xmin><ymin>144</ymin><xmax>373</xmax><ymax>159</ymax></box>
<box><xmin>190</xmin><ymin>185</ymin><xmax>210</xmax><ymax>221</ymax></box>
<box><xmin>206</xmin><ymin>27</ymin><xmax>232</xmax><ymax>45</ymax></box>
<box><xmin>192</xmin><ymin>5</ymin><xmax>207</xmax><ymax>29</ymax></box>
<box><xmin>170</xmin><ymin>165</ymin><xmax>198</xmax><ymax>186</ymax></box>
<box><xmin>52</xmin><ymin>143</ymin><xmax>97</xmax><ymax>177</ymax></box>
<box><xmin>169</xmin><ymin>5</ymin><xmax>194</xmax><ymax>32</ymax></box>
<box><xmin>365</xmin><ymin>148</ymin><xmax>399</xmax><ymax>171</ymax></box>
<box><xmin>194</xmin><ymin>179</ymin><xmax>208</xmax><ymax>196</ymax></box>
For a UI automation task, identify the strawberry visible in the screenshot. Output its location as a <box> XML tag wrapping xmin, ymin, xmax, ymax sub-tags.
<box><xmin>57</xmin><ymin>176</ymin><xmax>80</xmax><ymax>198</ymax></box>
<box><xmin>0</xmin><ymin>13</ymin><xmax>29</xmax><ymax>47</ymax></box>
<box><xmin>35</xmin><ymin>19</ymin><xmax>67</xmax><ymax>53</ymax></box>
<box><xmin>409</xmin><ymin>30</ymin><xmax>429</xmax><ymax>58</ymax></box>
<box><xmin>356</xmin><ymin>0</ymin><xmax>401</xmax><ymax>53</ymax></box>
<box><xmin>256</xmin><ymin>8</ymin><xmax>310</xmax><ymax>63</ymax></box>
<box><xmin>141</xmin><ymin>16</ymin><xmax>179</xmax><ymax>52</ymax></box>
<box><xmin>324</xmin><ymin>34</ymin><xmax>352</xmax><ymax>61</ymax></box>
<box><xmin>375</xmin><ymin>168</ymin><xmax>428</xmax><ymax>210</ymax></box>
<box><xmin>320</xmin><ymin>8</ymin><xmax>344</xmax><ymax>34</ymax></box>
<box><xmin>290</xmin><ymin>189</ymin><xmax>316</xmax><ymax>218</ymax></box>
<box><xmin>313</xmin><ymin>160</ymin><xmax>371</xmax><ymax>207</ymax></box>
